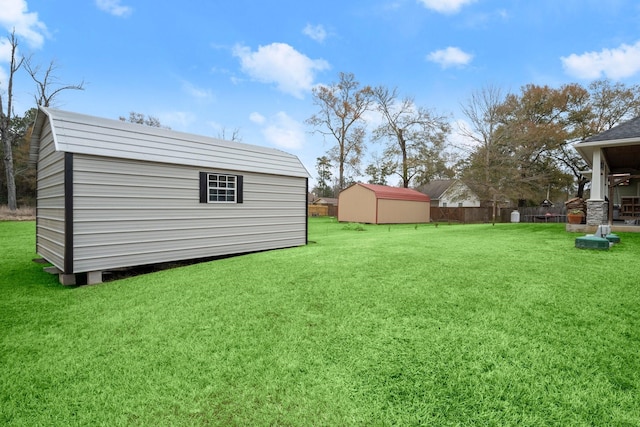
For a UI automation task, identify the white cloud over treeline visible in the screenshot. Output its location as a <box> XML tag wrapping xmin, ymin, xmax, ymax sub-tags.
<box><xmin>562</xmin><ymin>41</ymin><xmax>640</xmax><ymax>80</ymax></box>
<box><xmin>233</xmin><ymin>42</ymin><xmax>330</xmax><ymax>98</ymax></box>
<box><xmin>250</xmin><ymin>111</ymin><xmax>306</xmax><ymax>150</ymax></box>
<box><xmin>427</xmin><ymin>46</ymin><xmax>473</xmax><ymax>68</ymax></box>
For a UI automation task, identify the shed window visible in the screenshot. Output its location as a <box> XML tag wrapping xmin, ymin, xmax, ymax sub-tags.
<box><xmin>199</xmin><ymin>172</ymin><xmax>243</xmax><ymax>204</ymax></box>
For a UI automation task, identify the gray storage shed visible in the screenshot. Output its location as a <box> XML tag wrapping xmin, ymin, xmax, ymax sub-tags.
<box><xmin>29</xmin><ymin>107</ymin><xmax>309</xmax><ymax>285</ymax></box>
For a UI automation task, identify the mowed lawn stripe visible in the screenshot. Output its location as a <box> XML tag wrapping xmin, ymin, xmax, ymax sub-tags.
<box><xmin>1</xmin><ymin>218</ymin><xmax>639</xmax><ymax>426</ymax></box>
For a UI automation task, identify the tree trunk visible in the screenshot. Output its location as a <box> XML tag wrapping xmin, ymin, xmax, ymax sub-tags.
<box><xmin>401</xmin><ymin>147</ymin><xmax>409</xmax><ymax>188</ymax></box>
<box><xmin>492</xmin><ymin>194</ymin><xmax>496</xmax><ymax>225</ymax></box>
<box><xmin>338</xmin><ymin>149</ymin><xmax>345</xmax><ymax>192</ymax></box>
<box><xmin>576</xmin><ymin>176</ymin><xmax>587</xmax><ymax>199</ymax></box>
<box><xmin>1</xmin><ymin>32</ymin><xmax>22</xmax><ymax>211</ymax></box>
<box><xmin>2</xmin><ymin>137</ymin><xmax>17</xmax><ymax>210</ymax></box>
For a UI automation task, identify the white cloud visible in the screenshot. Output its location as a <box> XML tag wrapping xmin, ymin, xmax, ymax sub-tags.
<box><xmin>182</xmin><ymin>81</ymin><xmax>213</xmax><ymax>100</ymax></box>
<box><xmin>0</xmin><ymin>0</ymin><xmax>48</xmax><ymax>48</ymax></box>
<box><xmin>417</xmin><ymin>0</ymin><xmax>476</xmax><ymax>14</ymax></box>
<box><xmin>254</xmin><ymin>111</ymin><xmax>305</xmax><ymax>150</ymax></box>
<box><xmin>0</xmin><ymin>38</ymin><xmax>12</xmax><ymax>63</ymax></box>
<box><xmin>361</xmin><ymin>108</ymin><xmax>386</xmax><ymax>130</ymax></box>
<box><xmin>0</xmin><ymin>65</ymin><xmax>8</xmax><ymax>89</ymax></box>
<box><xmin>451</xmin><ymin>119</ymin><xmax>480</xmax><ymax>149</ymax></box>
<box><xmin>462</xmin><ymin>8</ymin><xmax>509</xmax><ymax>29</ymax></box>
<box><xmin>95</xmin><ymin>0</ymin><xmax>133</xmax><ymax>17</ymax></box>
<box><xmin>427</xmin><ymin>46</ymin><xmax>473</xmax><ymax>68</ymax></box>
<box><xmin>232</xmin><ymin>42</ymin><xmax>330</xmax><ymax>98</ymax></box>
<box><xmin>561</xmin><ymin>41</ymin><xmax>640</xmax><ymax>80</ymax></box>
<box><xmin>159</xmin><ymin>111</ymin><xmax>196</xmax><ymax>129</ymax></box>
<box><xmin>249</xmin><ymin>112</ymin><xmax>266</xmax><ymax>124</ymax></box>
<box><xmin>303</xmin><ymin>24</ymin><xmax>327</xmax><ymax>43</ymax></box>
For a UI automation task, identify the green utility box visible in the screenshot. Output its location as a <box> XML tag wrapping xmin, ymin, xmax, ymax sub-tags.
<box><xmin>605</xmin><ymin>233</ymin><xmax>621</xmax><ymax>244</ymax></box>
<box><xmin>575</xmin><ymin>236</ymin><xmax>610</xmax><ymax>250</ymax></box>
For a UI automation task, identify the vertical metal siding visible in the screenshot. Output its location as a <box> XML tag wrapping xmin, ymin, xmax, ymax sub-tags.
<box><xmin>72</xmin><ymin>155</ymin><xmax>307</xmax><ymax>273</ymax></box>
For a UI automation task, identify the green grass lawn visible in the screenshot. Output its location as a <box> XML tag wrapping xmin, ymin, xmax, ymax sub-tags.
<box><xmin>1</xmin><ymin>218</ymin><xmax>639</xmax><ymax>426</ymax></box>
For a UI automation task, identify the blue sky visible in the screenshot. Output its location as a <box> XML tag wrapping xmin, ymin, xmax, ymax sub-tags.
<box><xmin>2</xmin><ymin>0</ymin><xmax>640</xmax><ymax>183</ymax></box>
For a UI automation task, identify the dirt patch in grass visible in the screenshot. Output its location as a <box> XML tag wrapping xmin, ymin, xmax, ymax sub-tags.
<box><xmin>0</xmin><ymin>206</ymin><xmax>35</xmax><ymax>221</ymax></box>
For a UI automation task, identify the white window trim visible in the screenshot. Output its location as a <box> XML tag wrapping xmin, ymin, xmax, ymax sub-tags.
<box><xmin>207</xmin><ymin>173</ymin><xmax>236</xmax><ymax>203</ymax></box>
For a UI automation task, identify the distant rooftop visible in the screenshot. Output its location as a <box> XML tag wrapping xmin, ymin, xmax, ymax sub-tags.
<box><xmin>416</xmin><ymin>180</ymin><xmax>455</xmax><ymax>200</ymax></box>
<box><xmin>357</xmin><ymin>183</ymin><xmax>430</xmax><ymax>202</ymax></box>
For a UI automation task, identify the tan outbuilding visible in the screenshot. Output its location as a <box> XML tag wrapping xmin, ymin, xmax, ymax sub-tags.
<box><xmin>338</xmin><ymin>183</ymin><xmax>430</xmax><ymax>224</ymax></box>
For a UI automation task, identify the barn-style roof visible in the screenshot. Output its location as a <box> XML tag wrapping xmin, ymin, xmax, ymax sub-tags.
<box><xmin>29</xmin><ymin>107</ymin><xmax>310</xmax><ymax>178</ymax></box>
<box><xmin>357</xmin><ymin>183</ymin><xmax>430</xmax><ymax>202</ymax></box>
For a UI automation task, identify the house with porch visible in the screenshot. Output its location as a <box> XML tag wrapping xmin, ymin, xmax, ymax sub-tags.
<box><xmin>573</xmin><ymin>116</ymin><xmax>640</xmax><ymax>231</ymax></box>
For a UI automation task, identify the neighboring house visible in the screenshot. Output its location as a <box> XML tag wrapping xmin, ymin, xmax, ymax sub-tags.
<box><xmin>313</xmin><ymin>197</ymin><xmax>338</xmax><ymax>216</ymax></box>
<box><xmin>338</xmin><ymin>183</ymin><xmax>430</xmax><ymax>224</ymax></box>
<box><xmin>29</xmin><ymin>107</ymin><xmax>309</xmax><ymax>285</ymax></box>
<box><xmin>574</xmin><ymin>117</ymin><xmax>640</xmax><ymax>226</ymax></box>
<box><xmin>307</xmin><ymin>194</ymin><xmax>338</xmax><ymax>216</ymax></box>
<box><xmin>417</xmin><ymin>180</ymin><xmax>481</xmax><ymax>208</ymax></box>
<box><xmin>307</xmin><ymin>195</ymin><xmax>338</xmax><ymax>217</ymax></box>
<box><xmin>313</xmin><ymin>197</ymin><xmax>338</xmax><ymax>207</ymax></box>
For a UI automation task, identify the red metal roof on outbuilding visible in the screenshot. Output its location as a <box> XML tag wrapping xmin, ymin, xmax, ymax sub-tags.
<box><xmin>357</xmin><ymin>183</ymin><xmax>431</xmax><ymax>202</ymax></box>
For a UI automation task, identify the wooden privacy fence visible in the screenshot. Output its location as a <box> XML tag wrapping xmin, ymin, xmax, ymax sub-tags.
<box><xmin>308</xmin><ymin>205</ymin><xmax>328</xmax><ymax>217</ymax></box>
<box><xmin>308</xmin><ymin>205</ymin><xmax>338</xmax><ymax>217</ymax></box>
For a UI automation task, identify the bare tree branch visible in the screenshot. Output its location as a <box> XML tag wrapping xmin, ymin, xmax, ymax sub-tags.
<box><xmin>24</xmin><ymin>58</ymin><xmax>85</xmax><ymax>107</ymax></box>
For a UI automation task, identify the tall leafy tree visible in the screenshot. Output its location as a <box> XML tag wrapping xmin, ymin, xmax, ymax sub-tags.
<box><xmin>364</xmin><ymin>154</ymin><xmax>395</xmax><ymax>186</ymax></box>
<box><xmin>313</xmin><ymin>156</ymin><xmax>334</xmax><ymax>197</ymax></box>
<box><xmin>372</xmin><ymin>86</ymin><xmax>450</xmax><ymax>188</ymax></box>
<box><xmin>11</xmin><ymin>108</ymin><xmax>38</xmax><ymax>204</ymax></box>
<box><xmin>560</xmin><ymin>79</ymin><xmax>640</xmax><ymax>197</ymax></box>
<box><xmin>459</xmin><ymin>85</ymin><xmax>511</xmax><ymax>205</ymax></box>
<box><xmin>588</xmin><ymin>79</ymin><xmax>640</xmax><ymax>133</ymax></box>
<box><xmin>507</xmin><ymin>80</ymin><xmax>640</xmax><ymax>199</ymax></box>
<box><xmin>307</xmin><ymin>72</ymin><xmax>373</xmax><ymax>191</ymax></box>
<box><xmin>497</xmin><ymin>83</ymin><xmax>579</xmax><ymax>203</ymax></box>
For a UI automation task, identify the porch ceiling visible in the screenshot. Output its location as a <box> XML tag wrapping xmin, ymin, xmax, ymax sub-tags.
<box><xmin>603</xmin><ymin>145</ymin><xmax>640</xmax><ymax>173</ymax></box>
<box><xmin>574</xmin><ymin>137</ymin><xmax>640</xmax><ymax>174</ymax></box>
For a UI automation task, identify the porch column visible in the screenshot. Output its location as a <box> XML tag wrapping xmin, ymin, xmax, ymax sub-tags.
<box><xmin>586</xmin><ymin>149</ymin><xmax>607</xmax><ymax>226</ymax></box>
<box><xmin>590</xmin><ymin>149</ymin><xmax>603</xmax><ymax>200</ymax></box>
